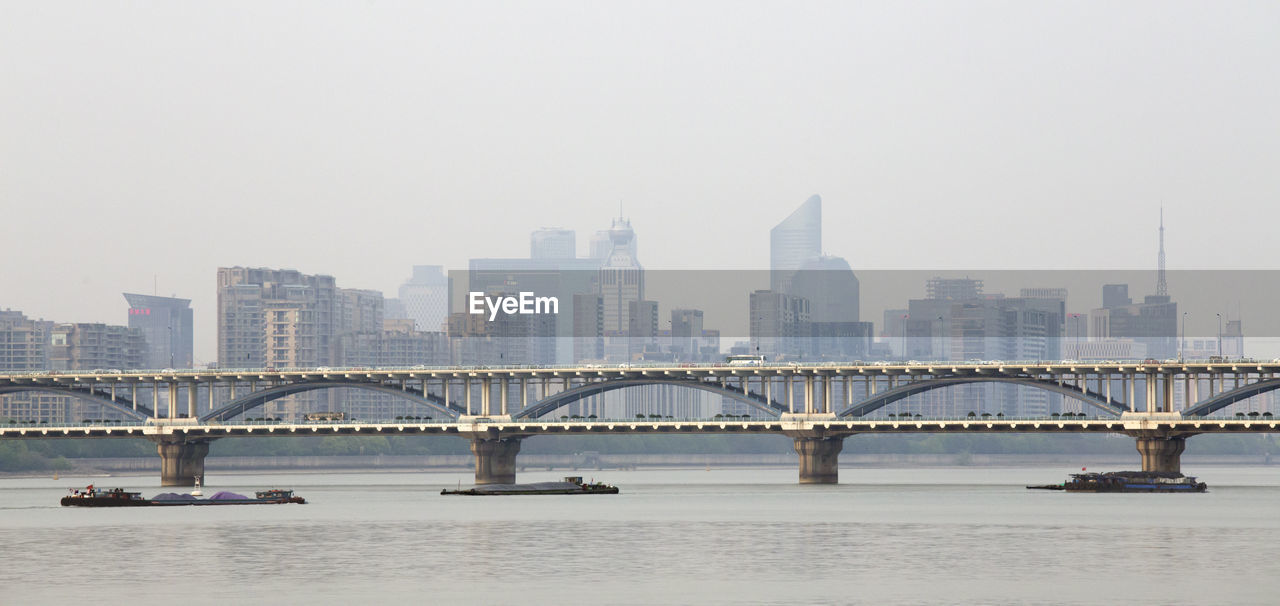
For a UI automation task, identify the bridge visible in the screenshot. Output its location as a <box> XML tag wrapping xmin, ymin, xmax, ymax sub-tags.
<box><xmin>3</xmin><ymin>361</ymin><xmax>1278</xmax><ymax>485</ymax></box>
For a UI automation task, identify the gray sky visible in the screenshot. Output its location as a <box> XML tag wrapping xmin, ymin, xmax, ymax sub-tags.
<box><xmin>2</xmin><ymin>1</ymin><xmax>1278</xmax><ymax>363</ymax></box>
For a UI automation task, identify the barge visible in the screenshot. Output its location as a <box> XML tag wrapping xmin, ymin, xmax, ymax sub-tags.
<box><xmin>442</xmin><ymin>476</ymin><xmax>619</xmax><ymax>496</ymax></box>
<box><xmin>1028</xmin><ymin>471</ymin><xmax>1207</xmax><ymax>493</ymax></box>
<box><xmin>61</xmin><ymin>485</ymin><xmax>305</xmax><ymax>507</ymax></box>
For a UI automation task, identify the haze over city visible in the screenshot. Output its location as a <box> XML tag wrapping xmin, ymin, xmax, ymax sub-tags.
<box><xmin>5</xmin><ymin>5</ymin><xmax>1280</xmax><ymax>605</ymax></box>
<box><xmin>4</xmin><ymin>1</ymin><xmax>1280</xmax><ymax>363</ymax></box>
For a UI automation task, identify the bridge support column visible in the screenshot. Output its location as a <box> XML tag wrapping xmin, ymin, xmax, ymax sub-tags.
<box><xmin>793</xmin><ymin>437</ymin><xmax>844</xmax><ymax>484</ymax></box>
<box><xmin>471</xmin><ymin>438</ymin><xmax>522</xmax><ymax>485</ymax></box>
<box><xmin>1135</xmin><ymin>436</ymin><xmax>1186</xmax><ymax>474</ymax></box>
<box><xmin>154</xmin><ymin>438</ymin><xmax>212</xmax><ymax>486</ymax></box>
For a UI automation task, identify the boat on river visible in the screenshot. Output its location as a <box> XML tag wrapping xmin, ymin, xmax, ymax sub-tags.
<box><xmin>1027</xmin><ymin>471</ymin><xmax>1207</xmax><ymax>493</ymax></box>
<box><xmin>61</xmin><ymin>485</ymin><xmax>306</xmax><ymax>507</ymax></box>
<box><xmin>441</xmin><ymin>476</ymin><xmax>619</xmax><ymax>496</ymax></box>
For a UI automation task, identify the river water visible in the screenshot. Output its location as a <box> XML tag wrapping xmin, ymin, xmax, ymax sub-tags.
<box><xmin>2</xmin><ymin>465</ymin><xmax>1278</xmax><ymax>605</ymax></box>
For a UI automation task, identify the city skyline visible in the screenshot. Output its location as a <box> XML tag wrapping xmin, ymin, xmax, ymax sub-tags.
<box><xmin>5</xmin><ymin>3</ymin><xmax>1280</xmax><ymax>362</ymax></box>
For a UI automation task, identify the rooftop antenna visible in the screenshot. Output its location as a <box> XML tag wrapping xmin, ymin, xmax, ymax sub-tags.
<box><xmin>1156</xmin><ymin>207</ymin><xmax>1168</xmax><ymax>297</ymax></box>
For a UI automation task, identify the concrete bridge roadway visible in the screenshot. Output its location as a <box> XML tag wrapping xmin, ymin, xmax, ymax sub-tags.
<box><xmin>3</xmin><ymin>361</ymin><xmax>1280</xmax><ymax>485</ymax></box>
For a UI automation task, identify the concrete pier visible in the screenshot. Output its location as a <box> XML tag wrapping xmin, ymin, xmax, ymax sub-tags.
<box><xmin>154</xmin><ymin>438</ymin><xmax>212</xmax><ymax>486</ymax></box>
<box><xmin>793</xmin><ymin>437</ymin><xmax>844</xmax><ymax>484</ymax></box>
<box><xmin>1135</xmin><ymin>436</ymin><xmax>1186</xmax><ymax>474</ymax></box>
<box><xmin>471</xmin><ymin>438</ymin><xmax>522</xmax><ymax>484</ymax></box>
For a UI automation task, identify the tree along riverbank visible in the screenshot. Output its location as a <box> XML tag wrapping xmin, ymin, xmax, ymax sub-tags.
<box><xmin>3</xmin><ymin>433</ymin><xmax>1279</xmax><ymax>472</ymax></box>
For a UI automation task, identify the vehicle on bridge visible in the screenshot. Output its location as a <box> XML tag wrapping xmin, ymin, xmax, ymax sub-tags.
<box><xmin>302</xmin><ymin>411</ymin><xmax>346</xmax><ymax>421</ymax></box>
<box><xmin>726</xmin><ymin>355</ymin><xmax>766</xmax><ymax>366</ymax></box>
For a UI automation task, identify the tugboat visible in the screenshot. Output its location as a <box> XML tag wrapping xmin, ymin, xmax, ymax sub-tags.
<box><xmin>1028</xmin><ymin>471</ymin><xmax>1207</xmax><ymax>493</ymax></box>
<box><xmin>60</xmin><ymin>486</ymin><xmax>149</xmax><ymax>507</ymax></box>
<box><xmin>442</xmin><ymin>476</ymin><xmax>620</xmax><ymax>496</ymax></box>
<box><xmin>61</xmin><ymin>484</ymin><xmax>306</xmax><ymax>507</ymax></box>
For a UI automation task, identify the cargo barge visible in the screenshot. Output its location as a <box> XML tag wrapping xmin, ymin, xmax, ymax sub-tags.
<box><xmin>442</xmin><ymin>476</ymin><xmax>619</xmax><ymax>496</ymax></box>
<box><xmin>61</xmin><ymin>485</ymin><xmax>305</xmax><ymax>506</ymax></box>
<box><xmin>1028</xmin><ymin>471</ymin><xmax>1207</xmax><ymax>493</ymax></box>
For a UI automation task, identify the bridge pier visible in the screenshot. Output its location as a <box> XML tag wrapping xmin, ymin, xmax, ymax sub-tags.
<box><xmin>793</xmin><ymin>437</ymin><xmax>844</xmax><ymax>484</ymax></box>
<box><xmin>1135</xmin><ymin>436</ymin><xmax>1186</xmax><ymax>474</ymax></box>
<box><xmin>471</xmin><ymin>437</ymin><xmax>523</xmax><ymax>485</ymax></box>
<box><xmin>154</xmin><ymin>438</ymin><xmax>212</xmax><ymax>486</ymax></box>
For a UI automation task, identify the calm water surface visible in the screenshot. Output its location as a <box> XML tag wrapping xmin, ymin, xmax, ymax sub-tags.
<box><xmin>2</xmin><ymin>465</ymin><xmax>1278</xmax><ymax>605</ymax></box>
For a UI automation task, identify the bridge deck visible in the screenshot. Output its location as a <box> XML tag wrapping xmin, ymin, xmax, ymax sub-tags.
<box><xmin>3</xmin><ymin>415</ymin><xmax>1276</xmax><ymax>440</ymax></box>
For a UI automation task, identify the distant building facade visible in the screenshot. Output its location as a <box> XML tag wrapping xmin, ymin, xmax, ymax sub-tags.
<box><xmin>123</xmin><ymin>293</ymin><xmax>193</xmax><ymax>369</ymax></box>
<box><xmin>397</xmin><ymin>265</ymin><xmax>449</xmax><ymax>332</ymax></box>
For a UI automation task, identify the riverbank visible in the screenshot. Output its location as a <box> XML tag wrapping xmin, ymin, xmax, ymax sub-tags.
<box><xmin>3</xmin><ymin>452</ymin><xmax>1274</xmax><ymax>478</ymax></box>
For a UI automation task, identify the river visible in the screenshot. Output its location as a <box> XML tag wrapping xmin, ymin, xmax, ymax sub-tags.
<box><xmin>2</xmin><ymin>465</ymin><xmax>1278</xmax><ymax>605</ymax></box>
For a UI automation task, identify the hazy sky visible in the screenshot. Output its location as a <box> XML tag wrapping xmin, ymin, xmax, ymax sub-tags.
<box><xmin>3</xmin><ymin>1</ymin><xmax>1278</xmax><ymax>362</ymax></box>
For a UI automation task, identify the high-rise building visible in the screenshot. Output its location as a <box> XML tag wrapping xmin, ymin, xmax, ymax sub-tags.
<box><xmin>670</xmin><ymin>309</ymin><xmax>704</xmax><ymax>360</ymax></box>
<box><xmin>791</xmin><ymin>255</ymin><xmax>860</xmax><ymax>324</ymax></box>
<box><xmin>0</xmin><ymin>311</ymin><xmax>55</xmax><ymax>422</ymax></box>
<box><xmin>572</xmin><ymin>294</ymin><xmax>603</xmax><ymax>362</ymax></box>
<box><xmin>0</xmin><ymin>310</ymin><xmax>49</xmax><ymax>372</ymax></box>
<box><xmin>217</xmin><ymin>267</ymin><xmax>340</xmax><ymax>370</ymax></box>
<box><xmin>749</xmin><ymin>290</ymin><xmax>810</xmax><ymax>360</ymax></box>
<box><xmin>217</xmin><ymin>267</ymin><xmax>391</xmax><ymax>418</ymax></box>
<box><xmin>760</xmin><ymin>195</ymin><xmax>862</xmax><ymax>359</ymax></box>
<box><xmin>397</xmin><ymin>265</ymin><xmax>449</xmax><ymax>332</ymax></box>
<box><xmin>123</xmin><ymin>293</ymin><xmax>193</xmax><ymax>369</ymax></box>
<box><xmin>599</xmin><ymin>217</ymin><xmax>644</xmax><ymax>360</ymax></box>
<box><xmin>770</xmin><ymin>194</ymin><xmax>822</xmax><ymax>291</ymax></box>
<box><xmin>531</xmin><ymin>228</ymin><xmax>576</xmax><ymax>259</ymax></box>
<box><xmin>48</xmin><ymin>323</ymin><xmax>146</xmax><ymax>371</ymax></box>
<box><xmin>1</xmin><ymin>312</ymin><xmax>144</xmax><ymax>422</ymax></box>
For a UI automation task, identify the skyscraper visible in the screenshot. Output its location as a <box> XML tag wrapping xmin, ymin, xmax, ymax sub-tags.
<box><xmin>599</xmin><ymin>217</ymin><xmax>643</xmax><ymax>360</ymax></box>
<box><xmin>123</xmin><ymin>293</ymin><xmax>193</xmax><ymax>368</ymax></box>
<box><xmin>770</xmin><ymin>194</ymin><xmax>822</xmax><ymax>291</ymax></box>
<box><xmin>758</xmin><ymin>194</ymin><xmax>863</xmax><ymax>359</ymax></box>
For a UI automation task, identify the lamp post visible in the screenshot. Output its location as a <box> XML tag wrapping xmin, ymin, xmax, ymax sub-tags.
<box><xmin>1180</xmin><ymin>312</ymin><xmax>1187</xmax><ymax>362</ymax></box>
<box><xmin>935</xmin><ymin>315</ymin><xmax>944</xmax><ymax>362</ymax></box>
<box><xmin>1216</xmin><ymin>313</ymin><xmax>1223</xmax><ymax>358</ymax></box>
<box><xmin>901</xmin><ymin>314</ymin><xmax>909</xmax><ymax>361</ymax></box>
<box><xmin>1070</xmin><ymin>314</ymin><xmax>1081</xmax><ymax>360</ymax></box>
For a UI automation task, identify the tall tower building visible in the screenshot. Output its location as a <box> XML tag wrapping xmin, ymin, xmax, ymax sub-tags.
<box><xmin>759</xmin><ymin>195</ymin><xmax>863</xmax><ymax>360</ymax></box>
<box><xmin>123</xmin><ymin>293</ymin><xmax>194</xmax><ymax>368</ymax></box>
<box><xmin>599</xmin><ymin>217</ymin><xmax>642</xmax><ymax>335</ymax></box>
<box><xmin>770</xmin><ymin>194</ymin><xmax>822</xmax><ymax>291</ymax></box>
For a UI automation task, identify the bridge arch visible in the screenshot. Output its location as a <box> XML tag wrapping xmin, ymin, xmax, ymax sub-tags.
<box><xmin>836</xmin><ymin>377</ymin><xmax>1129</xmax><ymax>418</ymax></box>
<box><xmin>511</xmin><ymin>378</ymin><xmax>785</xmax><ymax>420</ymax></box>
<box><xmin>1183</xmin><ymin>378</ymin><xmax>1280</xmax><ymax>417</ymax></box>
<box><xmin>0</xmin><ymin>386</ymin><xmax>152</xmax><ymax>421</ymax></box>
<box><xmin>201</xmin><ymin>381</ymin><xmax>460</xmax><ymax>423</ymax></box>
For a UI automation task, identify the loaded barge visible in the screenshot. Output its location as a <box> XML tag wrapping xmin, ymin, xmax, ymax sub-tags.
<box><xmin>61</xmin><ymin>485</ymin><xmax>305</xmax><ymax>507</ymax></box>
<box><xmin>1028</xmin><ymin>471</ymin><xmax>1207</xmax><ymax>493</ymax></box>
<box><xmin>442</xmin><ymin>476</ymin><xmax>619</xmax><ymax>496</ymax></box>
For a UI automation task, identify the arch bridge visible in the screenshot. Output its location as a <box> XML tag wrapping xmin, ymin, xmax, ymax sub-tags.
<box><xmin>4</xmin><ymin>360</ymin><xmax>1280</xmax><ymax>486</ymax></box>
